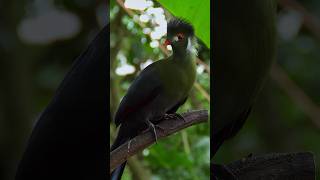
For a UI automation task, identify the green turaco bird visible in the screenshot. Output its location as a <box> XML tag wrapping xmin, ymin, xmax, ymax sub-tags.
<box><xmin>212</xmin><ymin>0</ymin><xmax>276</xmax><ymax>179</ymax></box>
<box><xmin>111</xmin><ymin>19</ymin><xmax>198</xmax><ymax>180</ymax></box>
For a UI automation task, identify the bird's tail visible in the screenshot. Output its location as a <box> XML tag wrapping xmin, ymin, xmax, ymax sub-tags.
<box><xmin>111</xmin><ymin>162</ymin><xmax>127</xmax><ymax>180</ymax></box>
<box><xmin>211</xmin><ymin>108</ymin><xmax>252</xmax><ymax>158</ymax></box>
<box><xmin>110</xmin><ymin>128</ymin><xmax>129</xmax><ymax>180</ymax></box>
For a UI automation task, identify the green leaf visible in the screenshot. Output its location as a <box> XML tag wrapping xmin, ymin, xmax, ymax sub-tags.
<box><xmin>147</xmin><ymin>138</ymin><xmax>193</xmax><ymax>169</ymax></box>
<box><xmin>157</xmin><ymin>0</ymin><xmax>210</xmax><ymax>48</ymax></box>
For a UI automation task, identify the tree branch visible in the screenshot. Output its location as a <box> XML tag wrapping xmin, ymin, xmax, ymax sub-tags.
<box><xmin>110</xmin><ymin>110</ymin><xmax>208</xmax><ymax>173</ymax></box>
<box><xmin>214</xmin><ymin>152</ymin><xmax>315</xmax><ymax>179</ymax></box>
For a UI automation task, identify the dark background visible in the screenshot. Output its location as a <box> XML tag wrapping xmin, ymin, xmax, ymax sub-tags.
<box><xmin>0</xmin><ymin>1</ymin><xmax>106</xmax><ymax>179</ymax></box>
<box><xmin>215</xmin><ymin>0</ymin><xmax>320</xmax><ymax>179</ymax></box>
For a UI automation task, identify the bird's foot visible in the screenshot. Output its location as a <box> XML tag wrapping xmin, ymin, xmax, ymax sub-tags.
<box><xmin>164</xmin><ymin>113</ymin><xmax>185</xmax><ymax>122</ymax></box>
<box><xmin>127</xmin><ymin>139</ymin><xmax>133</xmax><ymax>154</ymax></box>
<box><xmin>148</xmin><ymin>121</ymin><xmax>158</xmax><ymax>143</ymax></box>
<box><xmin>146</xmin><ymin>120</ymin><xmax>165</xmax><ymax>144</ymax></box>
<box><xmin>241</xmin><ymin>153</ymin><xmax>253</xmax><ymax>162</ymax></box>
<box><xmin>212</xmin><ymin>163</ymin><xmax>237</xmax><ymax>180</ymax></box>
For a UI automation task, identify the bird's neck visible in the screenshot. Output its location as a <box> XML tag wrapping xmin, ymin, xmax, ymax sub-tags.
<box><xmin>172</xmin><ymin>37</ymin><xmax>197</xmax><ymax>62</ymax></box>
<box><xmin>172</xmin><ymin>48</ymin><xmax>197</xmax><ymax>63</ymax></box>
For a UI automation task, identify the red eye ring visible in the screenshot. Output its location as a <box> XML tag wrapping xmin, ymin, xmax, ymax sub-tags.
<box><xmin>164</xmin><ymin>39</ymin><xmax>171</xmax><ymax>46</ymax></box>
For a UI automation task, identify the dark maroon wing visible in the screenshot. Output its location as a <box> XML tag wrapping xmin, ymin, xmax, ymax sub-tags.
<box><xmin>114</xmin><ymin>61</ymin><xmax>163</xmax><ymax>126</ymax></box>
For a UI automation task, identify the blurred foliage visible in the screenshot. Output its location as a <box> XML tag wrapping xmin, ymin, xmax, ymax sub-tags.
<box><xmin>158</xmin><ymin>0</ymin><xmax>210</xmax><ymax>48</ymax></box>
<box><xmin>0</xmin><ymin>1</ymin><xmax>105</xmax><ymax>180</ymax></box>
<box><xmin>215</xmin><ymin>0</ymin><xmax>320</xmax><ymax>178</ymax></box>
<box><xmin>110</xmin><ymin>0</ymin><xmax>210</xmax><ymax>179</ymax></box>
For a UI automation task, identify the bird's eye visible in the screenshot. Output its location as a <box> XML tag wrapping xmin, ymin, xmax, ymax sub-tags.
<box><xmin>173</xmin><ymin>33</ymin><xmax>185</xmax><ymax>42</ymax></box>
<box><xmin>177</xmin><ymin>33</ymin><xmax>184</xmax><ymax>40</ymax></box>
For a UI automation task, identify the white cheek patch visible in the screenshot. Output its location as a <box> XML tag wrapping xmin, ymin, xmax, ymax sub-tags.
<box><xmin>187</xmin><ymin>37</ymin><xmax>197</xmax><ymax>55</ymax></box>
<box><xmin>187</xmin><ymin>37</ymin><xmax>192</xmax><ymax>50</ymax></box>
<box><xmin>187</xmin><ymin>37</ymin><xmax>198</xmax><ymax>55</ymax></box>
<box><xmin>173</xmin><ymin>36</ymin><xmax>179</xmax><ymax>42</ymax></box>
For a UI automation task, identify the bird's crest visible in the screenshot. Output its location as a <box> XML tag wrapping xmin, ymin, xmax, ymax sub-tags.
<box><xmin>167</xmin><ymin>18</ymin><xmax>194</xmax><ymax>37</ymax></box>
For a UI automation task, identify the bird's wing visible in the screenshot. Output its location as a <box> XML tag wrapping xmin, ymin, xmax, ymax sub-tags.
<box><xmin>166</xmin><ymin>96</ymin><xmax>188</xmax><ymax>114</ymax></box>
<box><xmin>114</xmin><ymin>61</ymin><xmax>163</xmax><ymax>126</ymax></box>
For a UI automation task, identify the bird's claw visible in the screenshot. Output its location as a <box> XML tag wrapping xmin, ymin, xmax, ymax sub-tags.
<box><xmin>149</xmin><ymin>122</ymin><xmax>158</xmax><ymax>143</ymax></box>
<box><xmin>241</xmin><ymin>153</ymin><xmax>253</xmax><ymax>162</ymax></box>
<box><xmin>164</xmin><ymin>113</ymin><xmax>185</xmax><ymax>122</ymax></box>
<box><xmin>126</xmin><ymin>139</ymin><xmax>136</xmax><ymax>158</ymax></box>
<box><xmin>212</xmin><ymin>163</ymin><xmax>237</xmax><ymax>180</ymax></box>
<box><xmin>127</xmin><ymin>139</ymin><xmax>132</xmax><ymax>155</ymax></box>
<box><xmin>146</xmin><ymin>121</ymin><xmax>164</xmax><ymax>144</ymax></box>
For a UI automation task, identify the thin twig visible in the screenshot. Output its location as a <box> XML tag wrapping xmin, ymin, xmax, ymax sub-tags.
<box><xmin>194</xmin><ymin>82</ymin><xmax>210</xmax><ymax>102</ymax></box>
<box><xmin>270</xmin><ymin>64</ymin><xmax>320</xmax><ymax>128</ymax></box>
<box><xmin>278</xmin><ymin>0</ymin><xmax>320</xmax><ymax>40</ymax></box>
<box><xmin>110</xmin><ymin>110</ymin><xmax>208</xmax><ymax>172</ymax></box>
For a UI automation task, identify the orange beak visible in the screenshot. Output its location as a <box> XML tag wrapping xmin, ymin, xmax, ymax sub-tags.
<box><xmin>164</xmin><ymin>39</ymin><xmax>171</xmax><ymax>46</ymax></box>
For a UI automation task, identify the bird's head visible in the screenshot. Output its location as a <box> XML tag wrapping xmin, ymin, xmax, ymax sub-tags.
<box><xmin>164</xmin><ymin>18</ymin><xmax>198</xmax><ymax>56</ymax></box>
